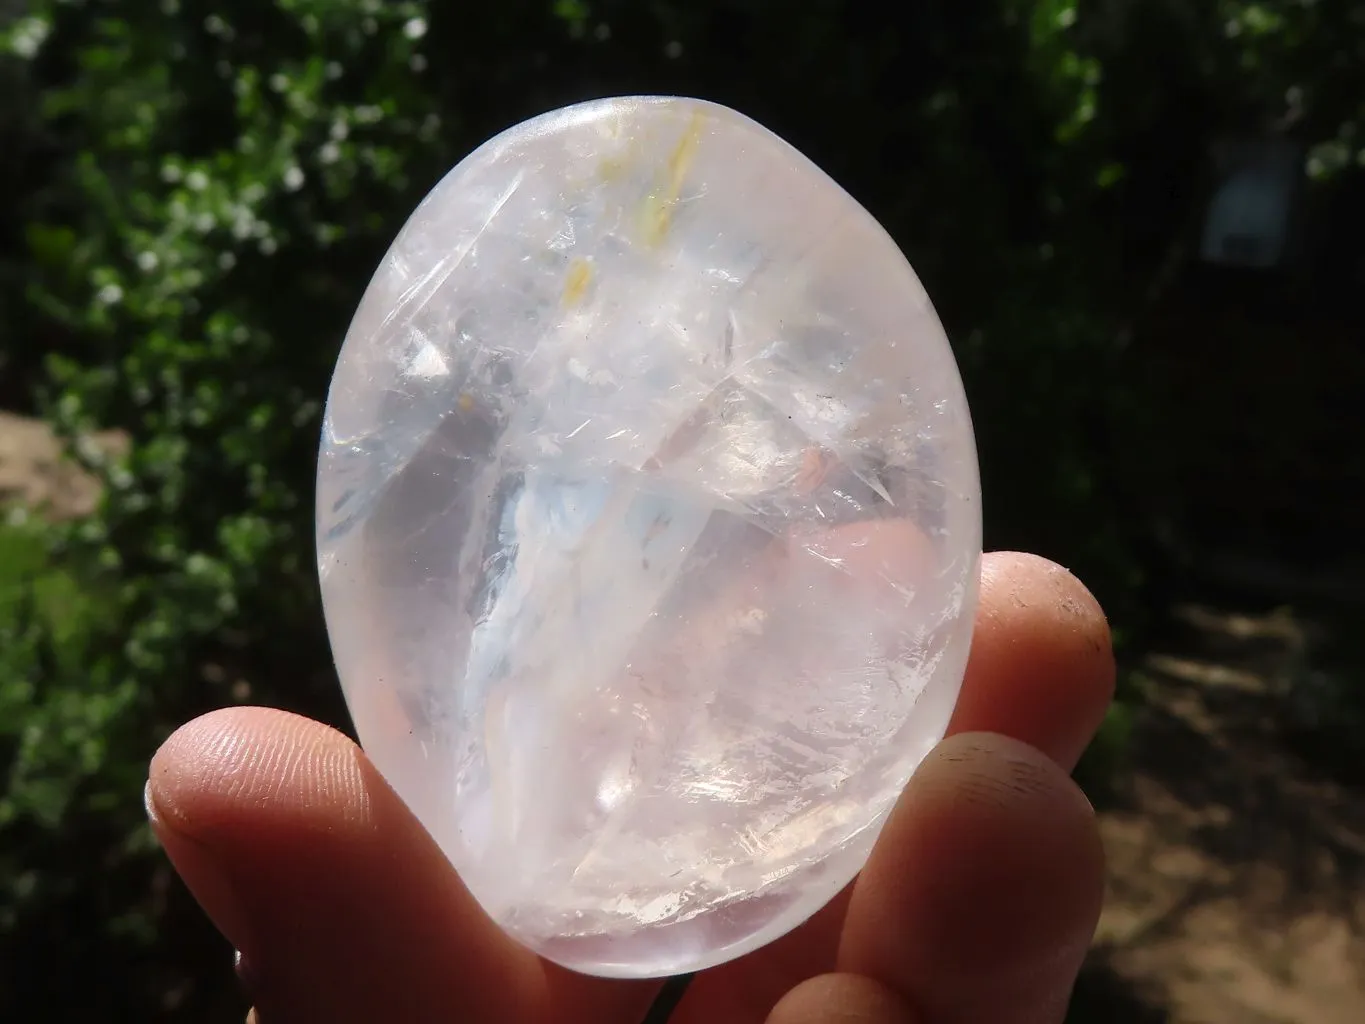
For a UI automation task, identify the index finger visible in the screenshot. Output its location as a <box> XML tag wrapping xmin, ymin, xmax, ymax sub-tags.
<box><xmin>947</xmin><ymin>550</ymin><xmax>1116</xmax><ymax>769</ymax></box>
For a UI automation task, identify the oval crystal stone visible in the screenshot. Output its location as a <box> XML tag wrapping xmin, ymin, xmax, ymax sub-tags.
<box><xmin>316</xmin><ymin>96</ymin><xmax>982</xmax><ymax>979</ymax></box>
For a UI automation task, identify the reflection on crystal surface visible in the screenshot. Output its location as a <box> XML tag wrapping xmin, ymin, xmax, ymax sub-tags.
<box><xmin>317</xmin><ymin>96</ymin><xmax>981</xmax><ymax>978</ymax></box>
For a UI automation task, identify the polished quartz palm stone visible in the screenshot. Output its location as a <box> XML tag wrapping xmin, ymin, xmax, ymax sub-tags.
<box><xmin>316</xmin><ymin>96</ymin><xmax>982</xmax><ymax>979</ymax></box>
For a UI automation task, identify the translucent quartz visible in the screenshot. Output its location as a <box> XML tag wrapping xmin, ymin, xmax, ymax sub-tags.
<box><xmin>316</xmin><ymin>96</ymin><xmax>981</xmax><ymax>979</ymax></box>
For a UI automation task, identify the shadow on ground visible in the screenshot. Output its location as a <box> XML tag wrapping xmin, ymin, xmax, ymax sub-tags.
<box><xmin>1068</xmin><ymin>959</ymin><xmax>1168</xmax><ymax>1024</ymax></box>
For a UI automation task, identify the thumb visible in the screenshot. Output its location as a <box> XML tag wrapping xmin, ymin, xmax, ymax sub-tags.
<box><xmin>145</xmin><ymin>706</ymin><xmax>655</xmax><ymax>1023</ymax></box>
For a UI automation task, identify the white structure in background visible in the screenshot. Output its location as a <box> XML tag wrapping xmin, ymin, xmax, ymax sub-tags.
<box><xmin>1200</xmin><ymin>136</ymin><xmax>1304</xmax><ymax>270</ymax></box>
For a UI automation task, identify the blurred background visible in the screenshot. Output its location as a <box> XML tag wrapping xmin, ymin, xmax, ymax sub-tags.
<box><xmin>0</xmin><ymin>0</ymin><xmax>1362</xmax><ymax>1020</ymax></box>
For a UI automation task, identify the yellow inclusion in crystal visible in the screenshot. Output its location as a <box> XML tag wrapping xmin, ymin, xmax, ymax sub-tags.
<box><xmin>562</xmin><ymin>257</ymin><xmax>593</xmax><ymax>306</ymax></box>
<box><xmin>640</xmin><ymin>111</ymin><xmax>704</xmax><ymax>247</ymax></box>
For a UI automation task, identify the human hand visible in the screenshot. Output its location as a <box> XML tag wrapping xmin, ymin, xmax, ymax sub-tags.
<box><xmin>146</xmin><ymin>551</ymin><xmax>1114</xmax><ymax>1024</ymax></box>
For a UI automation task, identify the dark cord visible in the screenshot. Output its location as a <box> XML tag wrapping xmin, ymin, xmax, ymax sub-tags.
<box><xmin>641</xmin><ymin>973</ymin><xmax>694</xmax><ymax>1023</ymax></box>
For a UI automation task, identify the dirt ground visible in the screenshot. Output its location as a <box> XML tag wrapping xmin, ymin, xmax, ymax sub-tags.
<box><xmin>2</xmin><ymin>412</ymin><xmax>1362</xmax><ymax>1022</ymax></box>
<box><xmin>0</xmin><ymin>410</ymin><xmax>126</xmax><ymax>519</ymax></box>
<box><xmin>1080</xmin><ymin>603</ymin><xmax>1365</xmax><ymax>1023</ymax></box>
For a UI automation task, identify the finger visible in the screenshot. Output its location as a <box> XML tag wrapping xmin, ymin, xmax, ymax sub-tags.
<box><xmin>146</xmin><ymin>706</ymin><xmax>658</xmax><ymax>1024</ymax></box>
<box><xmin>766</xmin><ymin>973</ymin><xmax>918</xmax><ymax>1023</ymax></box>
<box><xmin>670</xmin><ymin>550</ymin><xmax>1112</xmax><ymax>1023</ymax></box>
<box><xmin>839</xmin><ymin>732</ymin><xmax>1105</xmax><ymax>1024</ymax></box>
<box><xmin>946</xmin><ymin>551</ymin><xmax>1115</xmax><ymax>771</ymax></box>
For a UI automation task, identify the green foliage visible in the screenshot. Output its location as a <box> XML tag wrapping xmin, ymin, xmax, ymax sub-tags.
<box><xmin>0</xmin><ymin>515</ymin><xmax>121</xmax><ymax>827</ymax></box>
<box><xmin>1</xmin><ymin>0</ymin><xmax>453</xmax><ymax>1012</ymax></box>
<box><xmin>0</xmin><ymin>510</ymin><xmax>146</xmax><ymax>929</ymax></box>
<box><xmin>1</xmin><ymin>0</ymin><xmax>1362</xmax><ymax>1017</ymax></box>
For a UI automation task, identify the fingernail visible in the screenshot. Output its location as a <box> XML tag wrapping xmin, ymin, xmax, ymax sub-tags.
<box><xmin>145</xmin><ymin>779</ymin><xmax>255</xmax><ymax>952</ymax></box>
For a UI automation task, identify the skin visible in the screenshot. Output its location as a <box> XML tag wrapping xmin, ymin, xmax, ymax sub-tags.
<box><xmin>146</xmin><ymin>550</ymin><xmax>1115</xmax><ymax>1023</ymax></box>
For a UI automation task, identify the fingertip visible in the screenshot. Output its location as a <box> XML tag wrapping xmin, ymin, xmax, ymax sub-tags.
<box><xmin>148</xmin><ymin>706</ymin><xmax>368</xmax><ymax>842</ymax></box>
<box><xmin>146</xmin><ymin>708</ymin><xmax>363</xmax><ymax>956</ymax></box>
<box><xmin>980</xmin><ymin>551</ymin><xmax>1112</xmax><ymax>656</ymax></box>
<box><xmin>952</xmin><ymin>552</ymin><xmax>1116</xmax><ymax>770</ymax></box>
